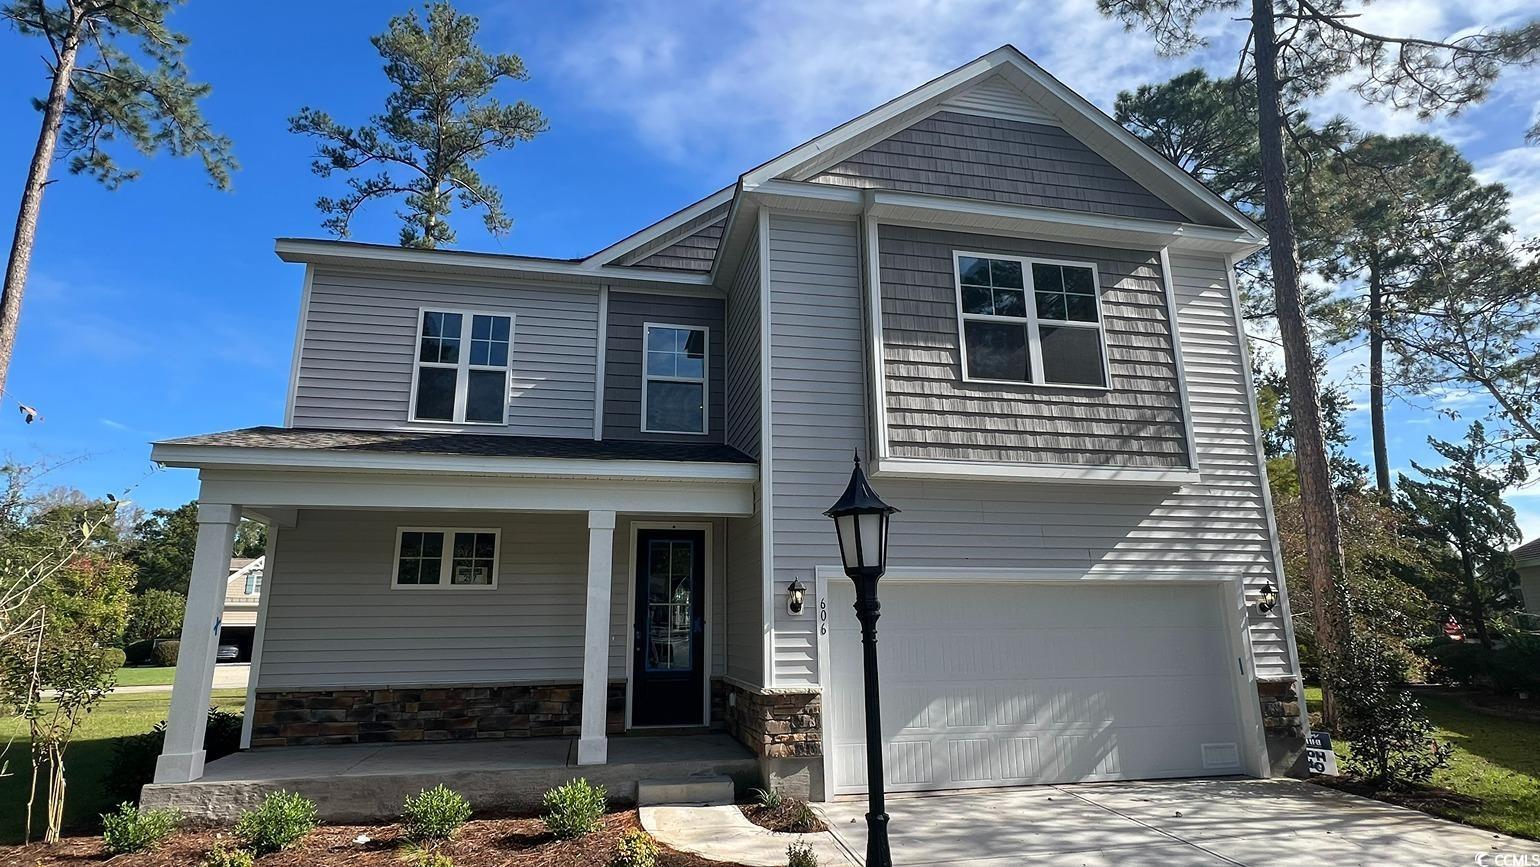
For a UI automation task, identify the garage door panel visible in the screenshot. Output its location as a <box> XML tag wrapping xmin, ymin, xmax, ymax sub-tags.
<box><xmin>825</xmin><ymin>581</ymin><xmax>1246</xmax><ymax>795</ymax></box>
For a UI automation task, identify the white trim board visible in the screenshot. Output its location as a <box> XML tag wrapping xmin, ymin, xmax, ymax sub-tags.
<box><xmin>152</xmin><ymin>443</ymin><xmax>758</xmax><ymax>483</ymax></box>
<box><xmin>871</xmin><ymin>457</ymin><xmax>1201</xmax><ymax>486</ymax></box>
<box><xmin>582</xmin><ymin>186</ymin><xmax>735</xmax><ymax>268</ymax></box>
<box><xmin>281</xmin><ymin>265</ymin><xmax>314</xmax><ymax>429</ymax></box>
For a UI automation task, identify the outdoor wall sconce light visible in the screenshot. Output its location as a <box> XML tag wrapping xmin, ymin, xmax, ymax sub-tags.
<box><xmin>1257</xmin><ymin>581</ymin><xmax>1278</xmax><ymax>615</ymax></box>
<box><xmin>787</xmin><ymin>578</ymin><xmax>807</xmax><ymax>615</ymax></box>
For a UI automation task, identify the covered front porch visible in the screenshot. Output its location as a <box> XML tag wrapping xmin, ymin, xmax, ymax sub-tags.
<box><xmin>141</xmin><ymin>734</ymin><xmax>757</xmax><ymax>822</ymax></box>
<box><xmin>146</xmin><ymin>427</ymin><xmax>762</xmax><ymax>798</ymax></box>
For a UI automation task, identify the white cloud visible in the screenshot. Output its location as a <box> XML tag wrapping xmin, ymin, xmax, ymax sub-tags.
<box><xmin>536</xmin><ymin>0</ymin><xmax>1538</xmax><ymax>178</ymax></box>
<box><xmin>1479</xmin><ymin>146</ymin><xmax>1540</xmax><ymax>240</ymax></box>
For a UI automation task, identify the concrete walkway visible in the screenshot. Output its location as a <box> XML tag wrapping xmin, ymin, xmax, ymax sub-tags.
<box><xmin>817</xmin><ymin>778</ymin><xmax>1529</xmax><ymax>866</ymax></box>
<box><xmin>641</xmin><ymin>805</ymin><xmax>856</xmax><ymax>866</ymax></box>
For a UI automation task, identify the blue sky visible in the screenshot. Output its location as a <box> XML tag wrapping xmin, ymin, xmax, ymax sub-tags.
<box><xmin>2</xmin><ymin>1</ymin><xmax>1538</xmax><ymax>536</ymax></box>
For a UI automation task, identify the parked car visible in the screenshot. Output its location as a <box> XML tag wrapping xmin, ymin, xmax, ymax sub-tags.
<box><xmin>216</xmin><ymin>643</ymin><xmax>241</xmax><ymax>663</ymax></box>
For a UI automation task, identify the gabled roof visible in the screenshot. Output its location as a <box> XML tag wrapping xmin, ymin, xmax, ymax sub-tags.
<box><xmin>1514</xmin><ymin>537</ymin><xmax>1540</xmax><ymax>565</ymax></box>
<box><xmin>738</xmin><ymin>45</ymin><xmax>1264</xmax><ymax>239</ymax></box>
<box><xmin>581</xmin><ymin>186</ymin><xmax>735</xmax><ymax>268</ymax></box>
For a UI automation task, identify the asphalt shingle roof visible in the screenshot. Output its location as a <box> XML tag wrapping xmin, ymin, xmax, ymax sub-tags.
<box><xmin>159</xmin><ymin>426</ymin><xmax>756</xmax><ymax>464</ymax></box>
<box><xmin>1512</xmin><ymin>538</ymin><xmax>1540</xmax><ymax>562</ymax></box>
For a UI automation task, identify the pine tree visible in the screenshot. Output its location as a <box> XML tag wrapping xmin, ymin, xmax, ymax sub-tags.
<box><xmin>289</xmin><ymin>2</ymin><xmax>548</xmax><ymax>249</ymax></box>
<box><xmin>1398</xmin><ymin>423</ymin><xmax>1526</xmax><ymax>650</ymax></box>
<box><xmin>1098</xmin><ymin>0</ymin><xmax>1540</xmax><ymax>724</ymax></box>
<box><xmin>0</xmin><ymin>0</ymin><xmax>235</xmax><ymax>399</ymax></box>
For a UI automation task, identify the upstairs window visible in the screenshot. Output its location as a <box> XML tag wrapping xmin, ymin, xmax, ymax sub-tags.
<box><xmin>393</xmin><ymin>527</ymin><xmax>499</xmax><ymax>589</ymax></box>
<box><xmin>642</xmin><ymin>323</ymin><xmax>708</xmax><ymax>434</ymax></box>
<box><xmin>412</xmin><ymin>309</ymin><xmax>513</xmax><ymax>424</ymax></box>
<box><xmin>955</xmin><ymin>253</ymin><xmax>1108</xmax><ymax>387</ymax></box>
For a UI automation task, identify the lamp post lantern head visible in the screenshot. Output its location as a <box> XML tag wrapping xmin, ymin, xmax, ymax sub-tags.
<box><xmin>825</xmin><ymin>452</ymin><xmax>900</xmax><ymax>578</ymax></box>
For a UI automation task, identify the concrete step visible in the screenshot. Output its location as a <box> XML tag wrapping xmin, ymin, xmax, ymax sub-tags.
<box><xmin>637</xmin><ymin>774</ymin><xmax>736</xmax><ymax>806</ymax></box>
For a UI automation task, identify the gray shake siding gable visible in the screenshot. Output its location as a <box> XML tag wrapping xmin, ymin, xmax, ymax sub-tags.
<box><xmin>763</xmin><ymin>213</ymin><xmax>1289</xmax><ymax>686</ymax></box>
<box><xmin>602</xmin><ymin>292</ymin><xmax>726</xmax><ymax>442</ymax></box>
<box><xmin>292</xmin><ymin>267</ymin><xmax>598</xmax><ymax>437</ymax></box>
<box><xmin>810</xmin><ymin>111</ymin><xmax>1188</xmax><ymax>222</ymax></box>
<box><xmin>878</xmin><ymin>224</ymin><xmax>1189</xmax><ymax>467</ymax></box>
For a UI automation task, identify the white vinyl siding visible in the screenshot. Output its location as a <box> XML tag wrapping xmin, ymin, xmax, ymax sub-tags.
<box><xmin>291</xmin><ymin>268</ymin><xmax>598</xmax><ymax>437</ymax></box>
<box><xmin>256</xmin><ymin>511</ymin><xmax>725</xmax><ymax>690</ymax></box>
<box><xmin>764</xmin><ymin>214</ymin><xmax>1291</xmax><ymax>686</ymax></box>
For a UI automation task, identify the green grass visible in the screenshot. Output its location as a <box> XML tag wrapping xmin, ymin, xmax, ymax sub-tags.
<box><xmin>0</xmin><ymin>689</ymin><xmax>245</xmax><ymax>845</ymax></box>
<box><xmin>112</xmin><ymin>666</ymin><xmax>178</xmax><ymax>687</ymax></box>
<box><xmin>1306</xmin><ymin>686</ymin><xmax>1540</xmax><ymax>839</ymax></box>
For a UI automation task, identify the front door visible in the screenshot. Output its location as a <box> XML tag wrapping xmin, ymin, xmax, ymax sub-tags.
<box><xmin>631</xmin><ymin>529</ymin><xmax>706</xmax><ymax>727</ymax></box>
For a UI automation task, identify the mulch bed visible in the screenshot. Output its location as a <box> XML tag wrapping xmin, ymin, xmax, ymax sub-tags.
<box><xmin>737</xmin><ymin>802</ymin><xmax>826</xmax><ymax>835</ymax></box>
<box><xmin>0</xmin><ymin>812</ymin><xmax>741</xmax><ymax>867</ymax></box>
<box><xmin>1312</xmin><ymin>776</ymin><xmax>1485</xmax><ymax>816</ymax></box>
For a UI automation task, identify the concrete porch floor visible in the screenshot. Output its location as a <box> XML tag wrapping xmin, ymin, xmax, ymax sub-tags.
<box><xmin>141</xmin><ymin>734</ymin><xmax>757</xmax><ymax>823</ymax></box>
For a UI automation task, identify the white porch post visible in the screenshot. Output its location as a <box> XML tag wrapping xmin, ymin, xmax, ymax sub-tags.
<box><xmin>154</xmin><ymin>502</ymin><xmax>241</xmax><ymax>783</ymax></box>
<box><xmin>578</xmin><ymin>509</ymin><xmax>616</xmax><ymax>766</ymax></box>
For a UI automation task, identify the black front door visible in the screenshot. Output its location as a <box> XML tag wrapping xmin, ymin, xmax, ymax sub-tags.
<box><xmin>631</xmin><ymin>529</ymin><xmax>706</xmax><ymax>727</ymax></box>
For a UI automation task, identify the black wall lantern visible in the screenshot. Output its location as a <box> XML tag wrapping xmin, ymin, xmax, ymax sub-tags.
<box><xmin>787</xmin><ymin>578</ymin><xmax>807</xmax><ymax>615</ymax></box>
<box><xmin>825</xmin><ymin>452</ymin><xmax>899</xmax><ymax>867</ymax></box>
<box><xmin>1257</xmin><ymin>581</ymin><xmax>1278</xmax><ymax>614</ymax></box>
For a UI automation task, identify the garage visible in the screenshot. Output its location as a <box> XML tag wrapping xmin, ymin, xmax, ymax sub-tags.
<box><xmin>822</xmin><ymin>579</ymin><xmax>1254</xmax><ymax>795</ymax></box>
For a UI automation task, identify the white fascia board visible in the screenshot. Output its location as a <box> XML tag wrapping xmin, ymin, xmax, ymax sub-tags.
<box><xmin>274</xmin><ymin>239</ymin><xmax>716</xmax><ymax>289</ymax></box>
<box><xmin>738</xmin><ymin>44</ymin><xmax>1265</xmax><ymax>243</ymax></box>
<box><xmin>813</xmin><ymin>564</ymin><xmax>1243</xmax><ymax>584</ymax></box>
<box><xmin>197</xmin><ymin>470</ymin><xmax>754</xmax><ymax>517</ymax></box>
<box><xmin>151</xmin><ymin>442</ymin><xmax>758</xmax><ymax>484</ymax></box>
<box><xmin>740</xmin><ymin>53</ymin><xmax>1002</xmax><ymax>187</ymax></box>
<box><xmin>581</xmin><ymin>186</ymin><xmax>735</xmax><ymax>268</ymax></box>
<box><xmin>871</xmin><ymin>456</ymin><xmax>1201</xmax><ymax>486</ymax></box>
<box><xmin>746</xmin><ymin>180</ymin><xmax>1265</xmax><ymax>255</ymax></box>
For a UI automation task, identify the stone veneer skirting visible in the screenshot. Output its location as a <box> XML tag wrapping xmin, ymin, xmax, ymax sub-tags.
<box><xmin>1257</xmin><ymin>680</ymin><xmax>1303</xmax><ymax>739</ymax></box>
<box><xmin>251</xmin><ymin>683</ymin><xmax>625</xmax><ymax>748</ymax></box>
<box><xmin>722</xmin><ymin>681</ymin><xmax>822</xmax><ymax>758</ymax></box>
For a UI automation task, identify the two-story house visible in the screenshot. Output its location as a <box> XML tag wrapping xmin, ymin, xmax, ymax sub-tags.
<box><xmin>145</xmin><ymin>45</ymin><xmax>1305</xmax><ymax>809</ymax></box>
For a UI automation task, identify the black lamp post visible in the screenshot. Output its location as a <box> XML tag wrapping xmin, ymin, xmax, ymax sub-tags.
<box><xmin>824</xmin><ymin>452</ymin><xmax>899</xmax><ymax>867</ymax></box>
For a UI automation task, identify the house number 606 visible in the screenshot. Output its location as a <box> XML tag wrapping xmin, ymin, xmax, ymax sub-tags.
<box><xmin>819</xmin><ymin>598</ymin><xmax>828</xmax><ymax>635</ymax></box>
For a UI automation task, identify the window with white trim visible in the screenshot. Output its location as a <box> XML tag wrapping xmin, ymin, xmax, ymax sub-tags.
<box><xmin>642</xmin><ymin>323</ymin><xmax>707</xmax><ymax>434</ymax></box>
<box><xmin>412</xmin><ymin>309</ymin><xmax>513</xmax><ymax>424</ymax></box>
<box><xmin>955</xmin><ymin>253</ymin><xmax>1108</xmax><ymax>387</ymax></box>
<box><xmin>392</xmin><ymin>528</ymin><xmax>499</xmax><ymax>589</ymax></box>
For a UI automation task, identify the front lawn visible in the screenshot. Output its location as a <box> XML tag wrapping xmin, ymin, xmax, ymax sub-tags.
<box><xmin>1306</xmin><ymin>686</ymin><xmax>1540</xmax><ymax>839</ymax></box>
<box><xmin>113</xmin><ymin>666</ymin><xmax>178</xmax><ymax>687</ymax></box>
<box><xmin>0</xmin><ymin>689</ymin><xmax>246</xmax><ymax>844</ymax></box>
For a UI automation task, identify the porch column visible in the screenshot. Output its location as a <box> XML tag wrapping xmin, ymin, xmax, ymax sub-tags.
<box><xmin>154</xmin><ymin>503</ymin><xmax>241</xmax><ymax>783</ymax></box>
<box><xmin>578</xmin><ymin>509</ymin><xmax>616</xmax><ymax>766</ymax></box>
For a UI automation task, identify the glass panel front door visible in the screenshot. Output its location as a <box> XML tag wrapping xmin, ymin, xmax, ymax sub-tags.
<box><xmin>632</xmin><ymin>529</ymin><xmax>705</xmax><ymax>727</ymax></box>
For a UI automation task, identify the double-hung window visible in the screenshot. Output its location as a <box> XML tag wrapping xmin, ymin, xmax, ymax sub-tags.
<box><xmin>642</xmin><ymin>323</ymin><xmax>708</xmax><ymax>434</ymax></box>
<box><xmin>412</xmin><ymin>309</ymin><xmax>513</xmax><ymax>424</ymax></box>
<box><xmin>955</xmin><ymin>252</ymin><xmax>1108</xmax><ymax>387</ymax></box>
<box><xmin>392</xmin><ymin>527</ymin><xmax>500</xmax><ymax>589</ymax></box>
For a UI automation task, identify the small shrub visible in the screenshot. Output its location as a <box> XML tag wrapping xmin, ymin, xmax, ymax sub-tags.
<box><xmin>102</xmin><ymin>647</ymin><xmax>128</xmax><ymax>671</ymax></box>
<box><xmin>751</xmin><ymin>786</ymin><xmax>784</xmax><ymax>810</ymax></box>
<box><xmin>786</xmin><ymin>800</ymin><xmax>819</xmax><ymax>834</ymax></box>
<box><xmin>151</xmin><ymin>639</ymin><xmax>181</xmax><ymax>667</ymax></box>
<box><xmin>202</xmin><ymin>846</ymin><xmax>255</xmax><ymax>867</ymax></box>
<box><xmin>234</xmin><ymin>790</ymin><xmax>317</xmax><ymax>855</ymax></box>
<box><xmin>100</xmin><ymin>802</ymin><xmax>182</xmax><ymax>853</ymax></box>
<box><xmin>610</xmin><ymin>829</ymin><xmax>659</xmax><ymax>867</ymax></box>
<box><xmin>787</xmin><ymin>841</ymin><xmax>819</xmax><ymax>867</ymax></box>
<box><xmin>1490</xmin><ymin>634</ymin><xmax>1540</xmax><ymax>694</ymax></box>
<box><xmin>400</xmin><ymin>844</ymin><xmax>454</xmax><ymax>867</ymax></box>
<box><xmin>1427</xmin><ymin>638</ymin><xmax>1491</xmax><ymax>686</ymax></box>
<box><xmin>541</xmin><ymin>778</ymin><xmax>606</xmax><ymax>839</ymax></box>
<box><xmin>401</xmin><ymin>784</ymin><xmax>472</xmax><ymax>841</ymax></box>
<box><xmin>1331</xmin><ymin>635</ymin><xmax>1453</xmax><ymax>788</ymax></box>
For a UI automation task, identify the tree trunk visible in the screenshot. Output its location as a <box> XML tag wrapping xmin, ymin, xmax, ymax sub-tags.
<box><xmin>1455</xmin><ymin>508</ymin><xmax>1493</xmax><ymax>651</ymax></box>
<box><xmin>0</xmin><ymin>23</ymin><xmax>82</xmax><ymax>398</ymax></box>
<box><xmin>1368</xmin><ymin>258</ymin><xmax>1391</xmax><ymax>497</ymax></box>
<box><xmin>1251</xmin><ymin>0</ymin><xmax>1353</xmax><ymax>724</ymax></box>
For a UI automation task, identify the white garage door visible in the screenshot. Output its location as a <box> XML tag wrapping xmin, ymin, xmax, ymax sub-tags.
<box><xmin>825</xmin><ymin>581</ymin><xmax>1247</xmax><ymax>795</ymax></box>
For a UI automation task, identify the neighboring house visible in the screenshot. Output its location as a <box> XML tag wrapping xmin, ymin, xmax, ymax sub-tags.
<box><xmin>146</xmin><ymin>45</ymin><xmax>1304</xmax><ymax>800</ymax></box>
<box><xmin>1512</xmin><ymin>539</ymin><xmax>1540</xmax><ymax>615</ymax></box>
<box><xmin>219</xmin><ymin>556</ymin><xmax>264</xmax><ymax>661</ymax></box>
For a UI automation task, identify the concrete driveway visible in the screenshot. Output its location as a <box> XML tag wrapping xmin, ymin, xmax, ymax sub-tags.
<box><xmin>818</xmin><ymin>778</ymin><xmax>1530</xmax><ymax>866</ymax></box>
